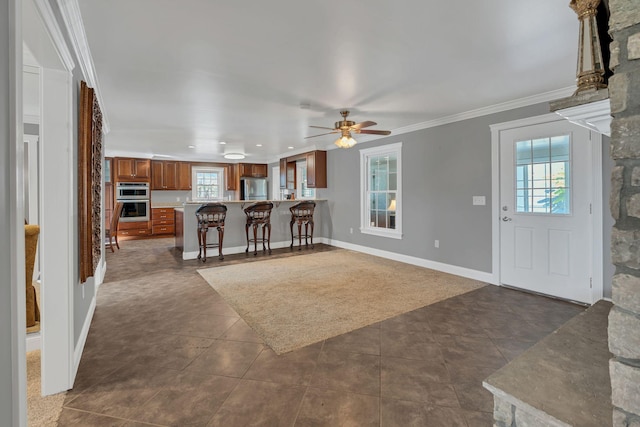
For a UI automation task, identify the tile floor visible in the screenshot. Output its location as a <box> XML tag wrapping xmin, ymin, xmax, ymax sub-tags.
<box><xmin>57</xmin><ymin>238</ymin><xmax>585</xmax><ymax>426</ymax></box>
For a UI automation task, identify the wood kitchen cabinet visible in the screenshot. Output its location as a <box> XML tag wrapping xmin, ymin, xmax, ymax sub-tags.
<box><xmin>104</xmin><ymin>158</ymin><xmax>114</xmax><ymax>227</ymax></box>
<box><xmin>115</xmin><ymin>158</ymin><xmax>151</xmax><ymax>182</ymax></box>
<box><xmin>286</xmin><ymin>161</ymin><xmax>296</xmax><ymax>190</ymax></box>
<box><xmin>117</xmin><ymin>221</ymin><xmax>151</xmax><ymax>237</ymax></box>
<box><xmin>177</xmin><ymin>162</ymin><xmax>192</xmax><ymax>190</ymax></box>
<box><xmin>225</xmin><ymin>164</ymin><xmax>237</xmax><ymax>191</ymax></box>
<box><xmin>239</xmin><ymin>163</ymin><xmax>267</xmax><ymax>178</ymax></box>
<box><xmin>279</xmin><ymin>158</ymin><xmax>287</xmax><ymax>189</ymax></box>
<box><xmin>306</xmin><ymin>150</ymin><xmax>327</xmax><ymax>188</ymax></box>
<box><xmin>151</xmin><ymin>160</ymin><xmax>178</xmax><ymax>190</ymax></box>
<box><xmin>151</xmin><ymin>207</ymin><xmax>175</xmax><ymax>235</ymax></box>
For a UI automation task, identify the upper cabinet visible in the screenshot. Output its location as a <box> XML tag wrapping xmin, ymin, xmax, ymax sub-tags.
<box><xmin>225</xmin><ymin>164</ymin><xmax>238</xmax><ymax>191</ymax></box>
<box><xmin>279</xmin><ymin>150</ymin><xmax>327</xmax><ymax>189</ymax></box>
<box><xmin>279</xmin><ymin>158</ymin><xmax>287</xmax><ymax>189</ymax></box>
<box><xmin>306</xmin><ymin>150</ymin><xmax>327</xmax><ymax>188</ymax></box>
<box><xmin>177</xmin><ymin>162</ymin><xmax>192</xmax><ymax>191</ymax></box>
<box><xmin>239</xmin><ymin>163</ymin><xmax>267</xmax><ymax>178</ymax></box>
<box><xmin>115</xmin><ymin>158</ymin><xmax>151</xmax><ymax>182</ymax></box>
<box><xmin>286</xmin><ymin>161</ymin><xmax>296</xmax><ymax>190</ymax></box>
<box><xmin>151</xmin><ymin>160</ymin><xmax>178</xmax><ymax>190</ymax></box>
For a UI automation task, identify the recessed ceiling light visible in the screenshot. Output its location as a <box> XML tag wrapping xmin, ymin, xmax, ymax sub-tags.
<box><xmin>256</xmin><ymin>144</ymin><xmax>262</xmax><ymax>147</ymax></box>
<box><xmin>288</xmin><ymin>146</ymin><xmax>294</xmax><ymax>149</ymax></box>
<box><xmin>223</xmin><ymin>153</ymin><xmax>245</xmax><ymax>160</ymax></box>
<box><xmin>188</xmin><ymin>145</ymin><xmax>195</xmax><ymax>149</ymax></box>
<box><xmin>219</xmin><ymin>141</ymin><xmax>226</xmax><ymax>145</ymax></box>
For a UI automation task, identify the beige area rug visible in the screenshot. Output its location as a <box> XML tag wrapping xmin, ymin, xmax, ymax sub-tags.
<box><xmin>27</xmin><ymin>350</ymin><xmax>65</xmax><ymax>426</ymax></box>
<box><xmin>198</xmin><ymin>249</ymin><xmax>486</xmax><ymax>354</ymax></box>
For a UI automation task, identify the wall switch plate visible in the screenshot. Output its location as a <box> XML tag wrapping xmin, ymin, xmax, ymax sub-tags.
<box><xmin>473</xmin><ymin>196</ymin><xmax>486</xmax><ymax>206</ymax></box>
<box><xmin>434</xmin><ymin>240</ymin><xmax>439</xmax><ymax>248</ymax></box>
<box><xmin>350</xmin><ymin>227</ymin><xmax>353</xmax><ymax>234</ymax></box>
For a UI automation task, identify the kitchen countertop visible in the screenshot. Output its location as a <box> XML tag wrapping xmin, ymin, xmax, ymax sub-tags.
<box><xmin>157</xmin><ymin>199</ymin><xmax>325</xmax><ymax>210</ymax></box>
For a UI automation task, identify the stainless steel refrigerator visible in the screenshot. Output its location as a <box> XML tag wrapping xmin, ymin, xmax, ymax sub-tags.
<box><xmin>240</xmin><ymin>177</ymin><xmax>268</xmax><ymax>200</ymax></box>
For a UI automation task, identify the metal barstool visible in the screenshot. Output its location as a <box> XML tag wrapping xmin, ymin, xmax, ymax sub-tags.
<box><xmin>289</xmin><ymin>201</ymin><xmax>316</xmax><ymax>250</ymax></box>
<box><xmin>243</xmin><ymin>201</ymin><xmax>274</xmax><ymax>256</ymax></box>
<box><xmin>195</xmin><ymin>203</ymin><xmax>227</xmax><ymax>261</ymax></box>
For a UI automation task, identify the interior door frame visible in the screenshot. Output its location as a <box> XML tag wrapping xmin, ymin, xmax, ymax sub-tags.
<box><xmin>490</xmin><ymin>113</ymin><xmax>604</xmax><ymax>304</ymax></box>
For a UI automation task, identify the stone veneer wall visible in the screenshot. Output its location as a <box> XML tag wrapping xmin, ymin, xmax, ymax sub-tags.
<box><xmin>608</xmin><ymin>0</ymin><xmax>640</xmax><ymax>425</ymax></box>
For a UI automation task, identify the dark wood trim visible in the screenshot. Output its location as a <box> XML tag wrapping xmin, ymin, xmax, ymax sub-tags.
<box><xmin>78</xmin><ymin>81</ymin><xmax>103</xmax><ymax>283</ymax></box>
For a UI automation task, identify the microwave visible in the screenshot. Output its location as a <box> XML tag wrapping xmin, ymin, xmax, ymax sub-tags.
<box><xmin>116</xmin><ymin>182</ymin><xmax>149</xmax><ymax>200</ymax></box>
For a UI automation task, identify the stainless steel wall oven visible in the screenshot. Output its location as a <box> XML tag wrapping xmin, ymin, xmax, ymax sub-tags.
<box><xmin>116</xmin><ymin>182</ymin><xmax>150</xmax><ymax>222</ymax></box>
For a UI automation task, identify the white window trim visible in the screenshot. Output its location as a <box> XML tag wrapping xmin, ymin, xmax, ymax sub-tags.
<box><xmin>191</xmin><ymin>166</ymin><xmax>225</xmax><ymax>201</ymax></box>
<box><xmin>360</xmin><ymin>142</ymin><xmax>402</xmax><ymax>239</ymax></box>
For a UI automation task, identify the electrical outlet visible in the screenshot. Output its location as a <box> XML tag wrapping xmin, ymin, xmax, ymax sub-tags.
<box><xmin>177</xmin><ymin>197</ymin><xmax>181</xmax><ymax>202</ymax></box>
<box><xmin>472</xmin><ymin>196</ymin><xmax>486</xmax><ymax>206</ymax></box>
<box><xmin>434</xmin><ymin>240</ymin><xmax>439</xmax><ymax>248</ymax></box>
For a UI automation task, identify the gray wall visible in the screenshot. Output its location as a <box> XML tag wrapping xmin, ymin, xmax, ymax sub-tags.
<box><xmin>323</xmin><ymin>102</ymin><xmax>614</xmax><ymax>297</ymax></box>
<box><xmin>47</xmin><ymin>0</ymin><xmax>95</xmax><ymax>345</ymax></box>
<box><xmin>325</xmin><ymin>103</ymin><xmax>547</xmax><ymax>272</ymax></box>
<box><xmin>1</xmin><ymin>0</ymin><xmax>16</xmax><ymax>423</ymax></box>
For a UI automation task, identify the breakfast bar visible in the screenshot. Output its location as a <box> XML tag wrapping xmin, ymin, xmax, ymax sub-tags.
<box><xmin>175</xmin><ymin>200</ymin><xmax>328</xmax><ymax>260</ymax></box>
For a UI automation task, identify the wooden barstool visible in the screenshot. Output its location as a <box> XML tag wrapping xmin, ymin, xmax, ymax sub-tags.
<box><xmin>195</xmin><ymin>203</ymin><xmax>227</xmax><ymax>261</ymax></box>
<box><xmin>289</xmin><ymin>201</ymin><xmax>316</xmax><ymax>250</ymax></box>
<box><xmin>243</xmin><ymin>201</ymin><xmax>274</xmax><ymax>256</ymax></box>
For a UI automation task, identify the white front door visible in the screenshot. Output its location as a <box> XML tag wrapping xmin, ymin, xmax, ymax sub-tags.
<box><xmin>499</xmin><ymin>119</ymin><xmax>593</xmax><ymax>303</ymax></box>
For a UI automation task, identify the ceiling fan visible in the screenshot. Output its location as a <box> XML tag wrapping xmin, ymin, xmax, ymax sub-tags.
<box><xmin>305</xmin><ymin>110</ymin><xmax>391</xmax><ymax>148</ymax></box>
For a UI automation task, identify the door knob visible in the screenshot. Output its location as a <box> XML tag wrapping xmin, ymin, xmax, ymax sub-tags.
<box><xmin>502</xmin><ymin>216</ymin><xmax>512</xmax><ymax>222</ymax></box>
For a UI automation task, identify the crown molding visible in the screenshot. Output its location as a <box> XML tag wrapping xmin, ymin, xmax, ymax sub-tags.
<box><xmin>56</xmin><ymin>0</ymin><xmax>110</xmax><ymax>133</ymax></box>
<box><xmin>32</xmin><ymin>0</ymin><xmax>75</xmax><ymax>71</ymax></box>
<box><xmin>389</xmin><ymin>86</ymin><xmax>577</xmax><ymax>138</ymax></box>
<box><xmin>553</xmin><ymin>98</ymin><xmax>611</xmax><ymax>136</ymax></box>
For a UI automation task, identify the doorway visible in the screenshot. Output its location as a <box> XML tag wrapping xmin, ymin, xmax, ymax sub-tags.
<box><xmin>491</xmin><ymin>114</ymin><xmax>603</xmax><ymax>304</ymax></box>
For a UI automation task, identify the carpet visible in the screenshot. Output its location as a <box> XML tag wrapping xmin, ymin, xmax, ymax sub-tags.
<box><xmin>27</xmin><ymin>350</ymin><xmax>66</xmax><ymax>426</ymax></box>
<box><xmin>198</xmin><ymin>249</ymin><xmax>486</xmax><ymax>354</ymax></box>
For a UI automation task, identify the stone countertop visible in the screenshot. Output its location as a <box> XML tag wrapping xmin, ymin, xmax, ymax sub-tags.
<box><xmin>483</xmin><ymin>300</ymin><xmax>613</xmax><ymax>427</ymax></box>
<box><xmin>183</xmin><ymin>199</ymin><xmax>326</xmax><ymax>205</ymax></box>
<box><xmin>150</xmin><ymin>203</ymin><xmax>184</xmax><ymax>208</ymax></box>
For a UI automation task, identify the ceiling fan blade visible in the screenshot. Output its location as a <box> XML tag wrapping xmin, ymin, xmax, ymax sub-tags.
<box><xmin>305</xmin><ymin>131</ymin><xmax>339</xmax><ymax>139</ymax></box>
<box><xmin>356</xmin><ymin>129</ymin><xmax>392</xmax><ymax>136</ymax></box>
<box><xmin>309</xmin><ymin>125</ymin><xmax>337</xmax><ymax>130</ymax></box>
<box><xmin>351</xmin><ymin>120</ymin><xmax>377</xmax><ymax>130</ymax></box>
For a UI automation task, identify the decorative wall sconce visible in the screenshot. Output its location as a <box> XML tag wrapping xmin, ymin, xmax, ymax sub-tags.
<box><xmin>570</xmin><ymin>0</ymin><xmax>607</xmax><ymax>94</ymax></box>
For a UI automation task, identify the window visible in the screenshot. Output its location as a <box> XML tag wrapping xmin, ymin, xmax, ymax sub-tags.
<box><xmin>360</xmin><ymin>142</ymin><xmax>402</xmax><ymax>239</ymax></box>
<box><xmin>192</xmin><ymin>167</ymin><xmax>225</xmax><ymax>201</ymax></box>
<box><xmin>296</xmin><ymin>160</ymin><xmax>315</xmax><ymax>199</ymax></box>
<box><xmin>515</xmin><ymin>135</ymin><xmax>570</xmax><ymax>214</ymax></box>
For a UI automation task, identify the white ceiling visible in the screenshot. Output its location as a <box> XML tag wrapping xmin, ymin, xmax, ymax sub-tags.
<box><xmin>76</xmin><ymin>0</ymin><xmax>579</xmax><ymax>163</ymax></box>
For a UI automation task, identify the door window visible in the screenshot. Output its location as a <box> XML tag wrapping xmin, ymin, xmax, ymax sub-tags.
<box><xmin>515</xmin><ymin>135</ymin><xmax>570</xmax><ymax>214</ymax></box>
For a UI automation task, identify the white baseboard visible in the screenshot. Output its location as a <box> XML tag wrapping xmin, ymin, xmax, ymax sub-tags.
<box><xmin>26</xmin><ymin>333</ymin><xmax>41</xmax><ymax>352</ymax></box>
<box><xmin>96</xmin><ymin>257</ymin><xmax>106</xmax><ymax>291</ymax></box>
<box><xmin>72</xmin><ymin>294</ymin><xmax>96</xmax><ymax>380</ymax></box>
<box><xmin>325</xmin><ymin>238</ymin><xmax>494</xmax><ymax>284</ymax></box>
<box><xmin>186</xmin><ymin>236</ymin><xmax>493</xmax><ymax>284</ymax></box>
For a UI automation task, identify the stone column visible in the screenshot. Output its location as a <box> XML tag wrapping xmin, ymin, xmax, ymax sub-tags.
<box><xmin>608</xmin><ymin>1</ymin><xmax>640</xmax><ymax>425</ymax></box>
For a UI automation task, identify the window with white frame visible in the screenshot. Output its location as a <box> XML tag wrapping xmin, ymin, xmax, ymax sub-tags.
<box><xmin>192</xmin><ymin>167</ymin><xmax>225</xmax><ymax>200</ymax></box>
<box><xmin>360</xmin><ymin>142</ymin><xmax>402</xmax><ymax>239</ymax></box>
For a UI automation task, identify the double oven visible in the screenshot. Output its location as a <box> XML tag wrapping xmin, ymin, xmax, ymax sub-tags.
<box><xmin>116</xmin><ymin>182</ymin><xmax>150</xmax><ymax>222</ymax></box>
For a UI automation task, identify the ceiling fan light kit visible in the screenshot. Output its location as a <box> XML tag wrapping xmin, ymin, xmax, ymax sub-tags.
<box><xmin>335</xmin><ymin>132</ymin><xmax>357</xmax><ymax>148</ymax></box>
<box><xmin>306</xmin><ymin>110</ymin><xmax>391</xmax><ymax>149</ymax></box>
